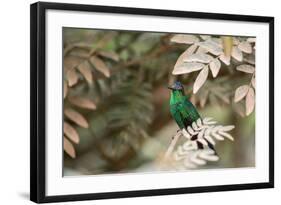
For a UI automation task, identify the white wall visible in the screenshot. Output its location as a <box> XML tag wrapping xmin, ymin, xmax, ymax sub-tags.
<box><xmin>0</xmin><ymin>0</ymin><xmax>279</xmax><ymax>204</ymax></box>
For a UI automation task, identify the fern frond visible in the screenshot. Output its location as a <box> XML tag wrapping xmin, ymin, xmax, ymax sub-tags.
<box><xmin>164</xmin><ymin>117</ymin><xmax>235</xmax><ymax>169</ymax></box>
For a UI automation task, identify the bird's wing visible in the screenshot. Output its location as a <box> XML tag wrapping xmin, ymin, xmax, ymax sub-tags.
<box><xmin>170</xmin><ymin>104</ymin><xmax>186</xmax><ymax>129</ymax></box>
<box><xmin>182</xmin><ymin>99</ymin><xmax>201</xmax><ymax>121</ymax></box>
<box><xmin>177</xmin><ymin>99</ymin><xmax>201</xmax><ymax>128</ymax></box>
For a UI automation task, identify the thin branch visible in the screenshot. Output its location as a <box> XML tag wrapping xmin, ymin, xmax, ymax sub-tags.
<box><xmin>164</xmin><ymin>131</ymin><xmax>182</xmax><ymax>160</ymax></box>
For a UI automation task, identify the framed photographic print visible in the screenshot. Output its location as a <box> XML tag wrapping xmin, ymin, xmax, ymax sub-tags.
<box><xmin>30</xmin><ymin>1</ymin><xmax>274</xmax><ymax>203</ymax></box>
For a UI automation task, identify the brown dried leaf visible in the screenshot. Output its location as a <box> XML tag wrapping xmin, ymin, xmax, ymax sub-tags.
<box><xmin>64</xmin><ymin>122</ymin><xmax>79</xmax><ymax>144</ymax></box>
<box><xmin>68</xmin><ymin>96</ymin><xmax>96</xmax><ymax>110</ymax></box>
<box><xmin>234</xmin><ymin>85</ymin><xmax>249</xmax><ymax>102</ymax></box>
<box><xmin>219</xmin><ymin>54</ymin><xmax>230</xmax><ymax>65</ymax></box>
<box><xmin>222</xmin><ymin>36</ymin><xmax>233</xmax><ymax>57</ymax></box>
<box><xmin>251</xmin><ymin>77</ymin><xmax>256</xmax><ymax>88</ymax></box>
<box><xmin>90</xmin><ymin>56</ymin><xmax>110</xmax><ymax>78</ymax></box>
<box><xmin>64</xmin><ymin>56</ymin><xmax>84</xmax><ymax>71</ymax></box>
<box><xmin>64</xmin><ymin>81</ymin><xmax>68</xmax><ymax>99</ymax></box>
<box><xmin>246</xmin><ymin>87</ymin><xmax>255</xmax><ymax>115</ymax></box>
<box><xmin>231</xmin><ymin>46</ymin><xmax>243</xmax><ymax>62</ymax></box>
<box><xmin>212</xmin><ymin>38</ymin><xmax>223</xmax><ymax>48</ymax></box>
<box><xmin>64</xmin><ymin>108</ymin><xmax>89</xmax><ymax>128</ymax></box>
<box><xmin>174</xmin><ymin>44</ymin><xmax>197</xmax><ymax>68</ymax></box>
<box><xmin>236</xmin><ymin>64</ymin><xmax>255</xmax><ymax>73</ymax></box>
<box><xmin>173</xmin><ymin>62</ymin><xmax>204</xmax><ymax>75</ymax></box>
<box><xmin>170</xmin><ymin>34</ymin><xmax>199</xmax><ymax>44</ymax></box>
<box><xmin>64</xmin><ymin>137</ymin><xmax>76</xmax><ymax>158</ymax></box>
<box><xmin>238</xmin><ymin>41</ymin><xmax>252</xmax><ymax>53</ymax></box>
<box><xmin>244</xmin><ymin>56</ymin><xmax>255</xmax><ymax>65</ymax></box>
<box><xmin>195</xmin><ymin>46</ymin><xmax>208</xmax><ymax>54</ymax></box>
<box><xmin>184</xmin><ymin>53</ymin><xmax>214</xmax><ymax>63</ymax></box>
<box><xmin>66</xmin><ymin>69</ymin><xmax>79</xmax><ymax>87</ymax></box>
<box><xmin>98</xmin><ymin>50</ymin><xmax>119</xmax><ymax>61</ymax></box>
<box><xmin>173</xmin><ymin>45</ymin><xmax>202</xmax><ymax>75</ymax></box>
<box><xmin>209</xmin><ymin>58</ymin><xmax>221</xmax><ymax>78</ymax></box>
<box><xmin>77</xmin><ymin>61</ymin><xmax>93</xmax><ymax>85</ymax></box>
<box><xmin>197</xmin><ymin>39</ymin><xmax>223</xmax><ymax>55</ymax></box>
<box><xmin>193</xmin><ymin>66</ymin><xmax>209</xmax><ymax>93</ymax></box>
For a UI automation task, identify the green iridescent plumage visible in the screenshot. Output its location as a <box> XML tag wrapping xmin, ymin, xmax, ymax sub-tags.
<box><xmin>168</xmin><ymin>81</ymin><xmax>216</xmax><ymax>152</ymax></box>
<box><xmin>168</xmin><ymin>82</ymin><xmax>200</xmax><ymax>129</ymax></box>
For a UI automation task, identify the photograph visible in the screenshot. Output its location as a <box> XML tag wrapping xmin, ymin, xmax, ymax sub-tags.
<box><xmin>63</xmin><ymin>28</ymin><xmax>256</xmax><ymax>176</ymax></box>
<box><xmin>0</xmin><ymin>0</ymin><xmax>278</xmax><ymax>203</ymax></box>
<box><xmin>30</xmin><ymin>2</ymin><xmax>274</xmax><ymax>202</ymax></box>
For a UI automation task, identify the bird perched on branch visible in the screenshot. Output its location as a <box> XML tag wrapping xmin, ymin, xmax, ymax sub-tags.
<box><xmin>168</xmin><ymin>81</ymin><xmax>216</xmax><ymax>152</ymax></box>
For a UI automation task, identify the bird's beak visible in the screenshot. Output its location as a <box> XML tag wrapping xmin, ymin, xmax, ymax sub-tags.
<box><xmin>167</xmin><ymin>86</ymin><xmax>174</xmax><ymax>90</ymax></box>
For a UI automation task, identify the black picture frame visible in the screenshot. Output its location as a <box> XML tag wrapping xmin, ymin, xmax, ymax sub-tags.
<box><xmin>30</xmin><ymin>1</ymin><xmax>274</xmax><ymax>203</ymax></box>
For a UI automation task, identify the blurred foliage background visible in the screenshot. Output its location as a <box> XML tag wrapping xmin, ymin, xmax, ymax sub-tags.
<box><xmin>63</xmin><ymin>28</ymin><xmax>255</xmax><ymax>175</ymax></box>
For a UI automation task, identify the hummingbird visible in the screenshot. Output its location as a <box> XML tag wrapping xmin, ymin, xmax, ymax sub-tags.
<box><xmin>168</xmin><ymin>81</ymin><xmax>216</xmax><ymax>152</ymax></box>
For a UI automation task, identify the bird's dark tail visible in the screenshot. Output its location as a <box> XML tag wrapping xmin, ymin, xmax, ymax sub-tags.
<box><xmin>206</xmin><ymin>140</ymin><xmax>218</xmax><ymax>156</ymax></box>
